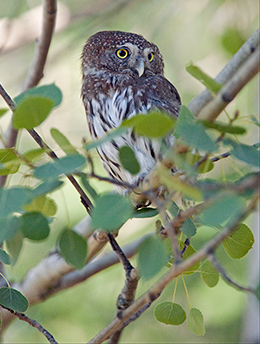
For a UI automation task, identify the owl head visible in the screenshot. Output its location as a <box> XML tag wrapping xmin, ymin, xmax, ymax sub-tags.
<box><xmin>82</xmin><ymin>31</ymin><xmax>164</xmax><ymax>78</ymax></box>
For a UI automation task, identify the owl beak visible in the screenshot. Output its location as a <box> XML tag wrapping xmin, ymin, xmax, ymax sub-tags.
<box><xmin>134</xmin><ymin>58</ymin><xmax>145</xmax><ymax>77</ymax></box>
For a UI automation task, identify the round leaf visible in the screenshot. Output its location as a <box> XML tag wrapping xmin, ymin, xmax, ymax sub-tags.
<box><xmin>0</xmin><ymin>287</ymin><xmax>28</xmax><ymax>312</ymax></box>
<box><xmin>180</xmin><ymin>241</ymin><xmax>201</xmax><ymax>275</ymax></box>
<box><xmin>188</xmin><ymin>308</ymin><xmax>205</xmax><ymax>335</ymax></box>
<box><xmin>23</xmin><ymin>195</ymin><xmax>57</xmax><ymax>217</ymax></box>
<box><xmin>59</xmin><ymin>229</ymin><xmax>87</xmax><ymax>269</ymax></box>
<box><xmin>222</xmin><ymin>223</ymin><xmax>254</xmax><ymax>259</ymax></box>
<box><xmin>19</xmin><ymin>212</ymin><xmax>50</xmax><ymax>241</ymax></box>
<box><xmin>138</xmin><ymin>236</ymin><xmax>168</xmax><ymax>280</ymax></box>
<box><xmin>0</xmin><ymin>215</ymin><xmax>20</xmax><ymax>242</ymax></box>
<box><xmin>13</xmin><ymin>96</ymin><xmax>54</xmax><ymax>130</ymax></box>
<box><xmin>0</xmin><ymin>187</ymin><xmax>33</xmax><ymax>217</ymax></box>
<box><xmin>0</xmin><ymin>148</ymin><xmax>20</xmax><ymax>175</ymax></box>
<box><xmin>34</xmin><ymin>154</ymin><xmax>86</xmax><ymax>180</ymax></box>
<box><xmin>200</xmin><ymin>259</ymin><xmax>219</xmax><ymax>287</ymax></box>
<box><xmin>14</xmin><ymin>83</ymin><xmax>62</xmax><ymax>107</ymax></box>
<box><xmin>50</xmin><ymin>128</ymin><xmax>79</xmax><ymax>155</ymax></box>
<box><xmin>154</xmin><ymin>302</ymin><xmax>186</xmax><ymax>325</ymax></box>
<box><xmin>122</xmin><ymin>111</ymin><xmax>175</xmax><ymax>138</ymax></box>
<box><xmin>0</xmin><ymin>248</ymin><xmax>11</xmax><ymax>265</ymax></box>
<box><xmin>91</xmin><ymin>194</ymin><xmax>133</xmax><ymax>231</ymax></box>
<box><xmin>118</xmin><ymin>146</ymin><xmax>140</xmax><ymax>175</ymax></box>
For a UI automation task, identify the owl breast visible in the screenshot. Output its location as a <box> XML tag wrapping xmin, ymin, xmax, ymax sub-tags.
<box><xmin>82</xmin><ymin>73</ymin><xmax>160</xmax><ymax>190</ymax></box>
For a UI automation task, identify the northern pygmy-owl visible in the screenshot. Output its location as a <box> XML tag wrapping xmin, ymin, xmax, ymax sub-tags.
<box><xmin>81</xmin><ymin>31</ymin><xmax>181</xmax><ymax>193</ymax></box>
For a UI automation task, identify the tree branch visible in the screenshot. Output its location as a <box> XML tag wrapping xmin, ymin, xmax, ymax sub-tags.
<box><xmin>197</xmin><ymin>47</ymin><xmax>260</xmax><ymax>121</ymax></box>
<box><xmin>188</xmin><ymin>27</ymin><xmax>260</xmax><ymax>116</ymax></box>
<box><xmin>1</xmin><ymin>307</ymin><xmax>58</xmax><ymax>344</ymax></box>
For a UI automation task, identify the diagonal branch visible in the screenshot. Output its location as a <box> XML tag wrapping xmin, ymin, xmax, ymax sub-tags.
<box><xmin>188</xmin><ymin>27</ymin><xmax>260</xmax><ymax>116</ymax></box>
<box><xmin>2</xmin><ymin>307</ymin><xmax>58</xmax><ymax>344</ymax></box>
<box><xmin>197</xmin><ymin>47</ymin><xmax>260</xmax><ymax>121</ymax></box>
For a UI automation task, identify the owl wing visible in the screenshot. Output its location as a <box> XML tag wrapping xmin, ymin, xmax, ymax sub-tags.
<box><xmin>140</xmin><ymin>75</ymin><xmax>181</xmax><ymax>118</ymax></box>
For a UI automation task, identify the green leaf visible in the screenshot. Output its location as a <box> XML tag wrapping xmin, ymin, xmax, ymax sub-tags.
<box><xmin>14</xmin><ymin>83</ymin><xmax>62</xmax><ymax>108</ymax></box>
<box><xmin>32</xmin><ymin>179</ymin><xmax>63</xmax><ymax>197</ymax></box>
<box><xmin>222</xmin><ymin>223</ymin><xmax>254</xmax><ymax>259</ymax></box>
<box><xmin>0</xmin><ymin>287</ymin><xmax>28</xmax><ymax>312</ymax></box>
<box><xmin>91</xmin><ymin>194</ymin><xmax>133</xmax><ymax>231</ymax></box>
<box><xmin>34</xmin><ymin>154</ymin><xmax>86</xmax><ymax>180</ymax></box>
<box><xmin>0</xmin><ymin>248</ymin><xmax>11</xmax><ymax>265</ymax></box>
<box><xmin>23</xmin><ymin>148</ymin><xmax>45</xmax><ymax>162</ymax></box>
<box><xmin>168</xmin><ymin>202</ymin><xmax>197</xmax><ymax>237</ymax></box>
<box><xmin>199</xmin><ymin>120</ymin><xmax>246</xmax><ymax>135</ymax></box>
<box><xmin>187</xmin><ymin>308</ymin><xmax>205</xmax><ymax>335</ymax></box>
<box><xmin>12</xmin><ymin>96</ymin><xmax>54</xmax><ymax>130</ymax></box>
<box><xmin>186</xmin><ymin>63</ymin><xmax>222</xmax><ymax>93</ymax></box>
<box><xmin>59</xmin><ymin>229</ymin><xmax>87</xmax><ymax>269</ymax></box>
<box><xmin>23</xmin><ymin>195</ymin><xmax>57</xmax><ymax>217</ymax></box>
<box><xmin>177</xmin><ymin>122</ymin><xmax>217</xmax><ymax>152</ymax></box>
<box><xmin>158</xmin><ymin>165</ymin><xmax>202</xmax><ymax>201</ymax></box>
<box><xmin>132</xmin><ymin>207</ymin><xmax>158</xmax><ymax>218</ymax></box>
<box><xmin>138</xmin><ymin>236</ymin><xmax>168</xmax><ymax>280</ymax></box>
<box><xmin>174</xmin><ymin>152</ymin><xmax>214</xmax><ymax>174</ymax></box>
<box><xmin>0</xmin><ymin>108</ymin><xmax>8</xmax><ymax>118</ymax></box>
<box><xmin>0</xmin><ymin>148</ymin><xmax>20</xmax><ymax>175</ymax></box>
<box><xmin>118</xmin><ymin>146</ymin><xmax>140</xmax><ymax>175</ymax></box>
<box><xmin>80</xmin><ymin>174</ymin><xmax>98</xmax><ymax>200</ymax></box>
<box><xmin>50</xmin><ymin>128</ymin><xmax>79</xmax><ymax>155</ymax></box>
<box><xmin>122</xmin><ymin>111</ymin><xmax>175</xmax><ymax>138</ymax></box>
<box><xmin>199</xmin><ymin>194</ymin><xmax>246</xmax><ymax>227</ymax></box>
<box><xmin>221</xmin><ymin>27</ymin><xmax>245</xmax><ymax>56</ymax></box>
<box><xmin>250</xmin><ymin>115</ymin><xmax>260</xmax><ymax>127</ymax></box>
<box><xmin>6</xmin><ymin>230</ymin><xmax>23</xmax><ymax>265</ymax></box>
<box><xmin>223</xmin><ymin>139</ymin><xmax>259</xmax><ymax>167</ymax></box>
<box><xmin>0</xmin><ymin>215</ymin><xmax>20</xmax><ymax>242</ymax></box>
<box><xmin>19</xmin><ymin>212</ymin><xmax>50</xmax><ymax>241</ymax></box>
<box><xmin>154</xmin><ymin>302</ymin><xmax>186</xmax><ymax>325</ymax></box>
<box><xmin>85</xmin><ymin>127</ymin><xmax>127</xmax><ymax>150</ymax></box>
<box><xmin>175</xmin><ymin>106</ymin><xmax>195</xmax><ymax>140</ymax></box>
<box><xmin>180</xmin><ymin>242</ymin><xmax>201</xmax><ymax>275</ymax></box>
<box><xmin>0</xmin><ymin>187</ymin><xmax>33</xmax><ymax>217</ymax></box>
<box><xmin>200</xmin><ymin>259</ymin><xmax>219</xmax><ymax>287</ymax></box>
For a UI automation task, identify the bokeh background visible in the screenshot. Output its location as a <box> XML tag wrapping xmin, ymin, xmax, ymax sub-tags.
<box><xmin>0</xmin><ymin>0</ymin><xmax>259</xmax><ymax>343</ymax></box>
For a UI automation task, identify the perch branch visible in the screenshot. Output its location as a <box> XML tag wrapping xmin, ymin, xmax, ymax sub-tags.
<box><xmin>188</xmin><ymin>27</ymin><xmax>260</xmax><ymax>116</ymax></box>
<box><xmin>1</xmin><ymin>306</ymin><xmax>58</xmax><ymax>344</ymax></box>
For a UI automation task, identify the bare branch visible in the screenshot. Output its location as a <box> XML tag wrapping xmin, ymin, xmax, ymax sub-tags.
<box><xmin>2</xmin><ymin>307</ymin><xmax>58</xmax><ymax>344</ymax></box>
<box><xmin>197</xmin><ymin>47</ymin><xmax>260</xmax><ymax>121</ymax></box>
<box><xmin>188</xmin><ymin>28</ymin><xmax>260</xmax><ymax>116</ymax></box>
<box><xmin>22</xmin><ymin>0</ymin><xmax>57</xmax><ymax>90</ymax></box>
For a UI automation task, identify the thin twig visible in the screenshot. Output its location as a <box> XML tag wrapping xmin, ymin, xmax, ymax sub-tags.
<box><xmin>188</xmin><ymin>28</ymin><xmax>260</xmax><ymax>116</ymax></box>
<box><xmin>2</xmin><ymin>307</ymin><xmax>58</xmax><ymax>344</ymax></box>
<box><xmin>207</xmin><ymin>253</ymin><xmax>256</xmax><ymax>294</ymax></box>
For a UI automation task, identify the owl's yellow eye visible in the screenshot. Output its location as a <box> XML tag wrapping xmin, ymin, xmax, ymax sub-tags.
<box><xmin>148</xmin><ymin>52</ymin><xmax>154</xmax><ymax>62</ymax></box>
<box><xmin>116</xmin><ymin>48</ymin><xmax>129</xmax><ymax>59</ymax></box>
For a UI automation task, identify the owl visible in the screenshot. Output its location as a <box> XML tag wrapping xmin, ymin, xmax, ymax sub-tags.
<box><xmin>81</xmin><ymin>31</ymin><xmax>181</xmax><ymax>194</ymax></box>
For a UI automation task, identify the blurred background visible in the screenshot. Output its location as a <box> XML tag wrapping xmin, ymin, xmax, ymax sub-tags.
<box><xmin>0</xmin><ymin>0</ymin><xmax>259</xmax><ymax>343</ymax></box>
